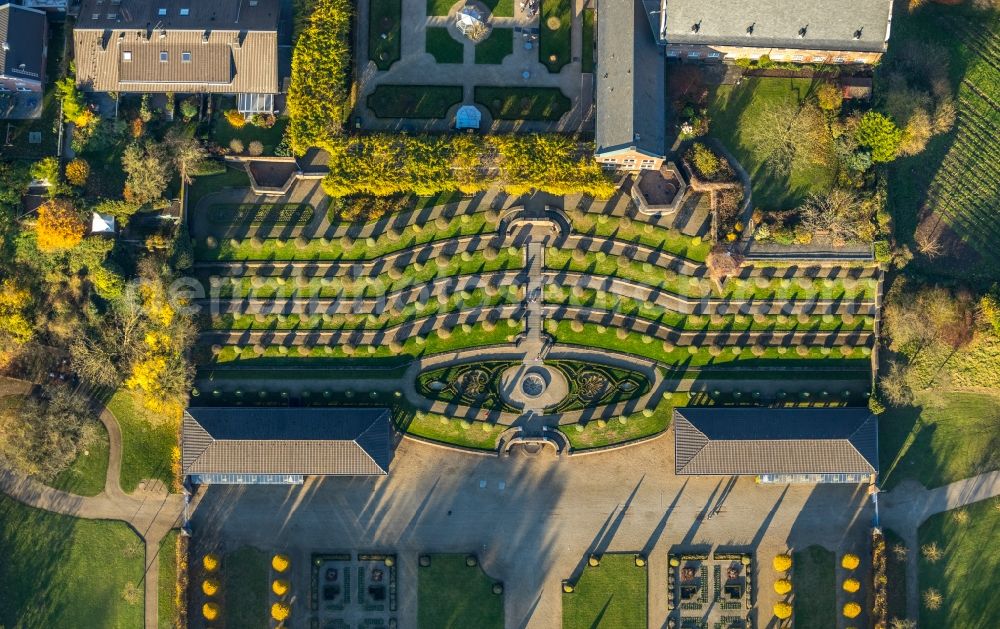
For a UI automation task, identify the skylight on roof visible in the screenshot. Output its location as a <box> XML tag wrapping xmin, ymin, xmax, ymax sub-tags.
<box><xmin>159</xmin><ymin>51</ymin><xmax>169</xmax><ymax>62</ymax></box>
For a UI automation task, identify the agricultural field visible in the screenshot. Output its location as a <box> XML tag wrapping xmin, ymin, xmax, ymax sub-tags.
<box><xmin>885</xmin><ymin>4</ymin><xmax>1000</xmax><ymax>279</ymax></box>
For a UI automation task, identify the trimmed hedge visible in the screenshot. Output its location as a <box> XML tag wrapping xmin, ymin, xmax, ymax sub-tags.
<box><xmin>367</xmin><ymin>85</ymin><xmax>464</xmax><ymax>119</ymax></box>
<box><xmin>474</xmin><ymin>86</ymin><xmax>571</xmax><ymax>121</ymax></box>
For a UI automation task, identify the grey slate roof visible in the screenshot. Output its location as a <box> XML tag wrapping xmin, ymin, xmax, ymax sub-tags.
<box><xmin>673</xmin><ymin>407</ymin><xmax>878</xmax><ymax>476</ymax></box>
<box><xmin>77</xmin><ymin>0</ymin><xmax>279</xmax><ymax>32</ymax></box>
<box><xmin>0</xmin><ymin>3</ymin><xmax>47</xmax><ymax>82</ymax></box>
<box><xmin>663</xmin><ymin>0</ymin><xmax>893</xmax><ymax>53</ymax></box>
<box><xmin>182</xmin><ymin>407</ymin><xmax>393</xmax><ymax>477</ymax></box>
<box><xmin>594</xmin><ymin>0</ymin><xmax>665</xmax><ymax>159</ymax></box>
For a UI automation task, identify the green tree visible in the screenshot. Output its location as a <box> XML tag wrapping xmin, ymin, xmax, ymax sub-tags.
<box><xmin>122</xmin><ymin>141</ymin><xmax>171</xmax><ymax>205</ymax></box>
<box><xmin>855</xmin><ymin>112</ymin><xmax>903</xmax><ymax>162</ymax></box>
<box><xmin>287</xmin><ymin>0</ymin><xmax>353</xmax><ymax>154</ymax></box>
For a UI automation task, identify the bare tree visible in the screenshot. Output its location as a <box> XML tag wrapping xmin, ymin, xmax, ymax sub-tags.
<box><xmin>799</xmin><ymin>188</ymin><xmax>871</xmax><ymax>244</ymax></box>
<box><xmin>0</xmin><ymin>386</ymin><xmax>98</xmax><ymax>480</ymax></box>
<box><xmin>880</xmin><ymin>361</ymin><xmax>914</xmax><ymax>406</ymax></box>
<box><xmin>743</xmin><ymin>101</ymin><xmax>831</xmax><ymax>175</ymax></box>
<box><xmin>916</xmin><ymin>229</ymin><xmax>943</xmax><ymax>259</ymax></box>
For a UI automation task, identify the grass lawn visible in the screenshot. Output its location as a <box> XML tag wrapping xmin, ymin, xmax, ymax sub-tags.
<box><xmin>792</xmin><ymin>546</ymin><xmax>836</xmax><ymax>629</ymax></box>
<box><xmin>0</xmin><ymin>495</ymin><xmax>145</xmax><ymax>628</ymax></box>
<box><xmin>918</xmin><ymin>498</ymin><xmax>1000</xmax><ymax>629</ymax></box>
<box><xmin>404</xmin><ymin>411</ymin><xmax>500</xmax><ymax>450</ymax></box>
<box><xmin>563</xmin><ymin>553</ymin><xmax>647</xmax><ymax>628</ymax></box>
<box><xmin>559</xmin><ymin>392</ymin><xmax>687</xmax><ymax>450</ymax></box>
<box><xmin>49</xmin><ymin>420</ymin><xmax>110</xmax><ymax>497</ymax></box>
<box><xmin>878</xmin><ymin>390</ymin><xmax>1000</xmax><ymax>490</ymax></box>
<box><xmin>882</xmin><ymin>4</ymin><xmax>1000</xmax><ymax>276</ymax></box>
<box><xmin>158</xmin><ymin>530</ymin><xmax>180</xmax><ymax>629</ymax></box>
<box><xmin>187</xmin><ymin>166</ymin><xmax>252</xmax><ymax>210</ymax></box>
<box><xmin>428</xmin><ymin>0</ymin><xmax>513</xmax><ymax>16</ymax></box>
<box><xmin>707</xmin><ymin>77</ymin><xmax>835</xmax><ymax>210</ymax></box>
<box><xmin>367</xmin><ymin>84</ymin><xmax>464</xmax><ymax>119</ymax></box>
<box><xmin>474</xmin><ymin>86</ymin><xmax>571</xmax><ymax>121</ymax></box>
<box><xmin>581</xmin><ymin>9</ymin><xmax>595</xmax><ymax>73</ymax></box>
<box><xmin>539</xmin><ymin>0</ymin><xmax>572</xmax><ymax>72</ymax></box>
<box><xmin>419</xmin><ymin>554</ymin><xmax>503</xmax><ymax>628</ymax></box>
<box><xmin>552</xmin><ymin>321</ymin><xmax>871</xmax><ymax>370</ymax></box>
<box><xmin>210</xmin><ymin>113</ymin><xmax>289</xmax><ymax>156</ymax></box>
<box><xmin>223</xmin><ymin>546</ymin><xmax>269</xmax><ymax>629</ymax></box>
<box><xmin>210</xmin><ymin>319</ymin><xmax>518</xmax><ymax>364</ymax></box>
<box><xmin>369</xmin><ymin>0</ymin><xmax>402</xmax><ymax>70</ymax></box>
<box><xmin>567</xmin><ymin>213</ymin><xmax>712</xmax><ymax>262</ymax></box>
<box><xmin>426</xmin><ymin>27</ymin><xmax>465</xmax><ymax>64</ymax></box>
<box><xmin>0</xmin><ymin>394</ymin><xmax>108</xmax><ymax>497</ymax></box>
<box><xmin>883</xmin><ymin>528</ymin><xmax>908</xmax><ymax>625</ymax></box>
<box><xmin>196</xmin><ymin>209</ymin><xmax>495</xmax><ymax>260</ymax></box>
<box><xmin>475</xmin><ymin>28</ymin><xmax>514</xmax><ymax>64</ymax></box>
<box><xmin>107</xmin><ymin>390</ymin><xmax>179</xmax><ymax>493</ymax></box>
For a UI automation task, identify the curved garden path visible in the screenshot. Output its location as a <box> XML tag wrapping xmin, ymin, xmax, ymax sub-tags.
<box><xmin>880</xmin><ymin>471</ymin><xmax>1000</xmax><ymax>621</ymax></box>
<box><xmin>0</xmin><ymin>402</ymin><xmax>186</xmax><ymax>629</ymax></box>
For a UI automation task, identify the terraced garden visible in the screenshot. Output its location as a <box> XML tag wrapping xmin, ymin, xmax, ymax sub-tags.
<box><xmin>191</xmin><ymin>183</ymin><xmax>878</xmax><ymax>451</ymax></box>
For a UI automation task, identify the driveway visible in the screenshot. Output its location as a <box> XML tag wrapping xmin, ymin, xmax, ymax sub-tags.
<box><xmin>189</xmin><ymin>433</ymin><xmax>874</xmax><ymax>628</ymax></box>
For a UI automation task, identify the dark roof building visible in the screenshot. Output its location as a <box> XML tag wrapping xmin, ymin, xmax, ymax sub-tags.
<box><xmin>673</xmin><ymin>407</ymin><xmax>878</xmax><ymax>483</ymax></box>
<box><xmin>594</xmin><ymin>0</ymin><xmax>666</xmax><ymax>169</ymax></box>
<box><xmin>73</xmin><ymin>0</ymin><xmax>279</xmax><ymax>96</ymax></box>
<box><xmin>0</xmin><ymin>3</ymin><xmax>47</xmax><ymax>86</ymax></box>
<box><xmin>182</xmin><ymin>407</ymin><xmax>394</xmax><ymax>484</ymax></box>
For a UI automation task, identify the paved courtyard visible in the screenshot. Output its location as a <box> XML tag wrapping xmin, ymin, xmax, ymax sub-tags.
<box><xmin>189</xmin><ymin>434</ymin><xmax>875</xmax><ymax>628</ymax></box>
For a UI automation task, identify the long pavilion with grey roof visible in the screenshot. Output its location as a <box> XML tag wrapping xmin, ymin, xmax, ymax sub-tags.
<box><xmin>673</xmin><ymin>407</ymin><xmax>878</xmax><ymax>483</ymax></box>
<box><xmin>182</xmin><ymin>407</ymin><xmax>393</xmax><ymax>485</ymax></box>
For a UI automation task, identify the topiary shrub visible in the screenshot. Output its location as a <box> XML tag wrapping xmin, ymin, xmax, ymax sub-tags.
<box><xmin>773</xmin><ymin>554</ymin><xmax>792</xmax><ymax>572</ymax></box>
<box><xmin>841</xmin><ymin>553</ymin><xmax>860</xmax><ymax>570</ymax></box>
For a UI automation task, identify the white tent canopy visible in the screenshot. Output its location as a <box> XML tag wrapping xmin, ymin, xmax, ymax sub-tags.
<box><xmin>91</xmin><ymin>211</ymin><xmax>116</xmax><ymax>234</ymax></box>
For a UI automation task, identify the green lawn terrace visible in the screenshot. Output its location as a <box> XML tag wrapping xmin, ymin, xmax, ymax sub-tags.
<box><xmin>563</xmin><ymin>553</ymin><xmax>648</xmax><ymax>628</ymax></box>
<box><xmin>189</xmin><ymin>184</ymin><xmax>878</xmax><ymax>452</ymax></box>
<box><xmin>193</xmin><ymin>192</ymin><xmax>878</xmax><ymax>371</ymax></box>
<box><xmin>418</xmin><ymin>554</ymin><xmax>503</xmax><ymax>629</ymax></box>
<box><xmin>918</xmin><ymin>498</ymin><xmax>1000</xmax><ymax>629</ymax></box>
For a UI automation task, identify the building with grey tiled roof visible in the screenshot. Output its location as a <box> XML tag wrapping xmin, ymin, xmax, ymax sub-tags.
<box><xmin>654</xmin><ymin>0</ymin><xmax>894</xmax><ymax>64</ymax></box>
<box><xmin>73</xmin><ymin>0</ymin><xmax>279</xmax><ymax>100</ymax></box>
<box><xmin>182</xmin><ymin>407</ymin><xmax>394</xmax><ymax>485</ymax></box>
<box><xmin>594</xmin><ymin>0</ymin><xmax>666</xmax><ymax>171</ymax></box>
<box><xmin>673</xmin><ymin>407</ymin><xmax>878</xmax><ymax>483</ymax></box>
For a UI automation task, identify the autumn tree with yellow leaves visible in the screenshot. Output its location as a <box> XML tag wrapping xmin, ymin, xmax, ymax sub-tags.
<box><xmin>35</xmin><ymin>199</ymin><xmax>86</xmax><ymax>252</ymax></box>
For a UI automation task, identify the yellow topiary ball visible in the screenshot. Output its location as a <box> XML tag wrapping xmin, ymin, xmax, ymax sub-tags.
<box><xmin>272</xmin><ymin>579</ymin><xmax>290</xmax><ymax>596</ymax></box>
<box><xmin>202</xmin><ymin>578</ymin><xmax>220</xmax><ymax>596</ymax></box>
<box><xmin>841</xmin><ymin>553</ymin><xmax>860</xmax><ymax>570</ymax></box>
<box><xmin>773</xmin><ymin>554</ymin><xmax>792</xmax><ymax>572</ymax></box>
<box><xmin>773</xmin><ymin>578</ymin><xmax>792</xmax><ymax>595</ymax></box>
<box><xmin>843</xmin><ymin>601</ymin><xmax>861</xmax><ymax>618</ymax></box>
<box><xmin>843</xmin><ymin>578</ymin><xmax>861</xmax><ymax>593</ymax></box>
<box><xmin>773</xmin><ymin>601</ymin><xmax>792</xmax><ymax>619</ymax></box>
<box><xmin>202</xmin><ymin>602</ymin><xmax>220</xmax><ymax>621</ymax></box>
<box><xmin>272</xmin><ymin>554</ymin><xmax>290</xmax><ymax>573</ymax></box>
<box><xmin>202</xmin><ymin>553</ymin><xmax>220</xmax><ymax>572</ymax></box>
<box><xmin>271</xmin><ymin>601</ymin><xmax>291</xmax><ymax>621</ymax></box>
